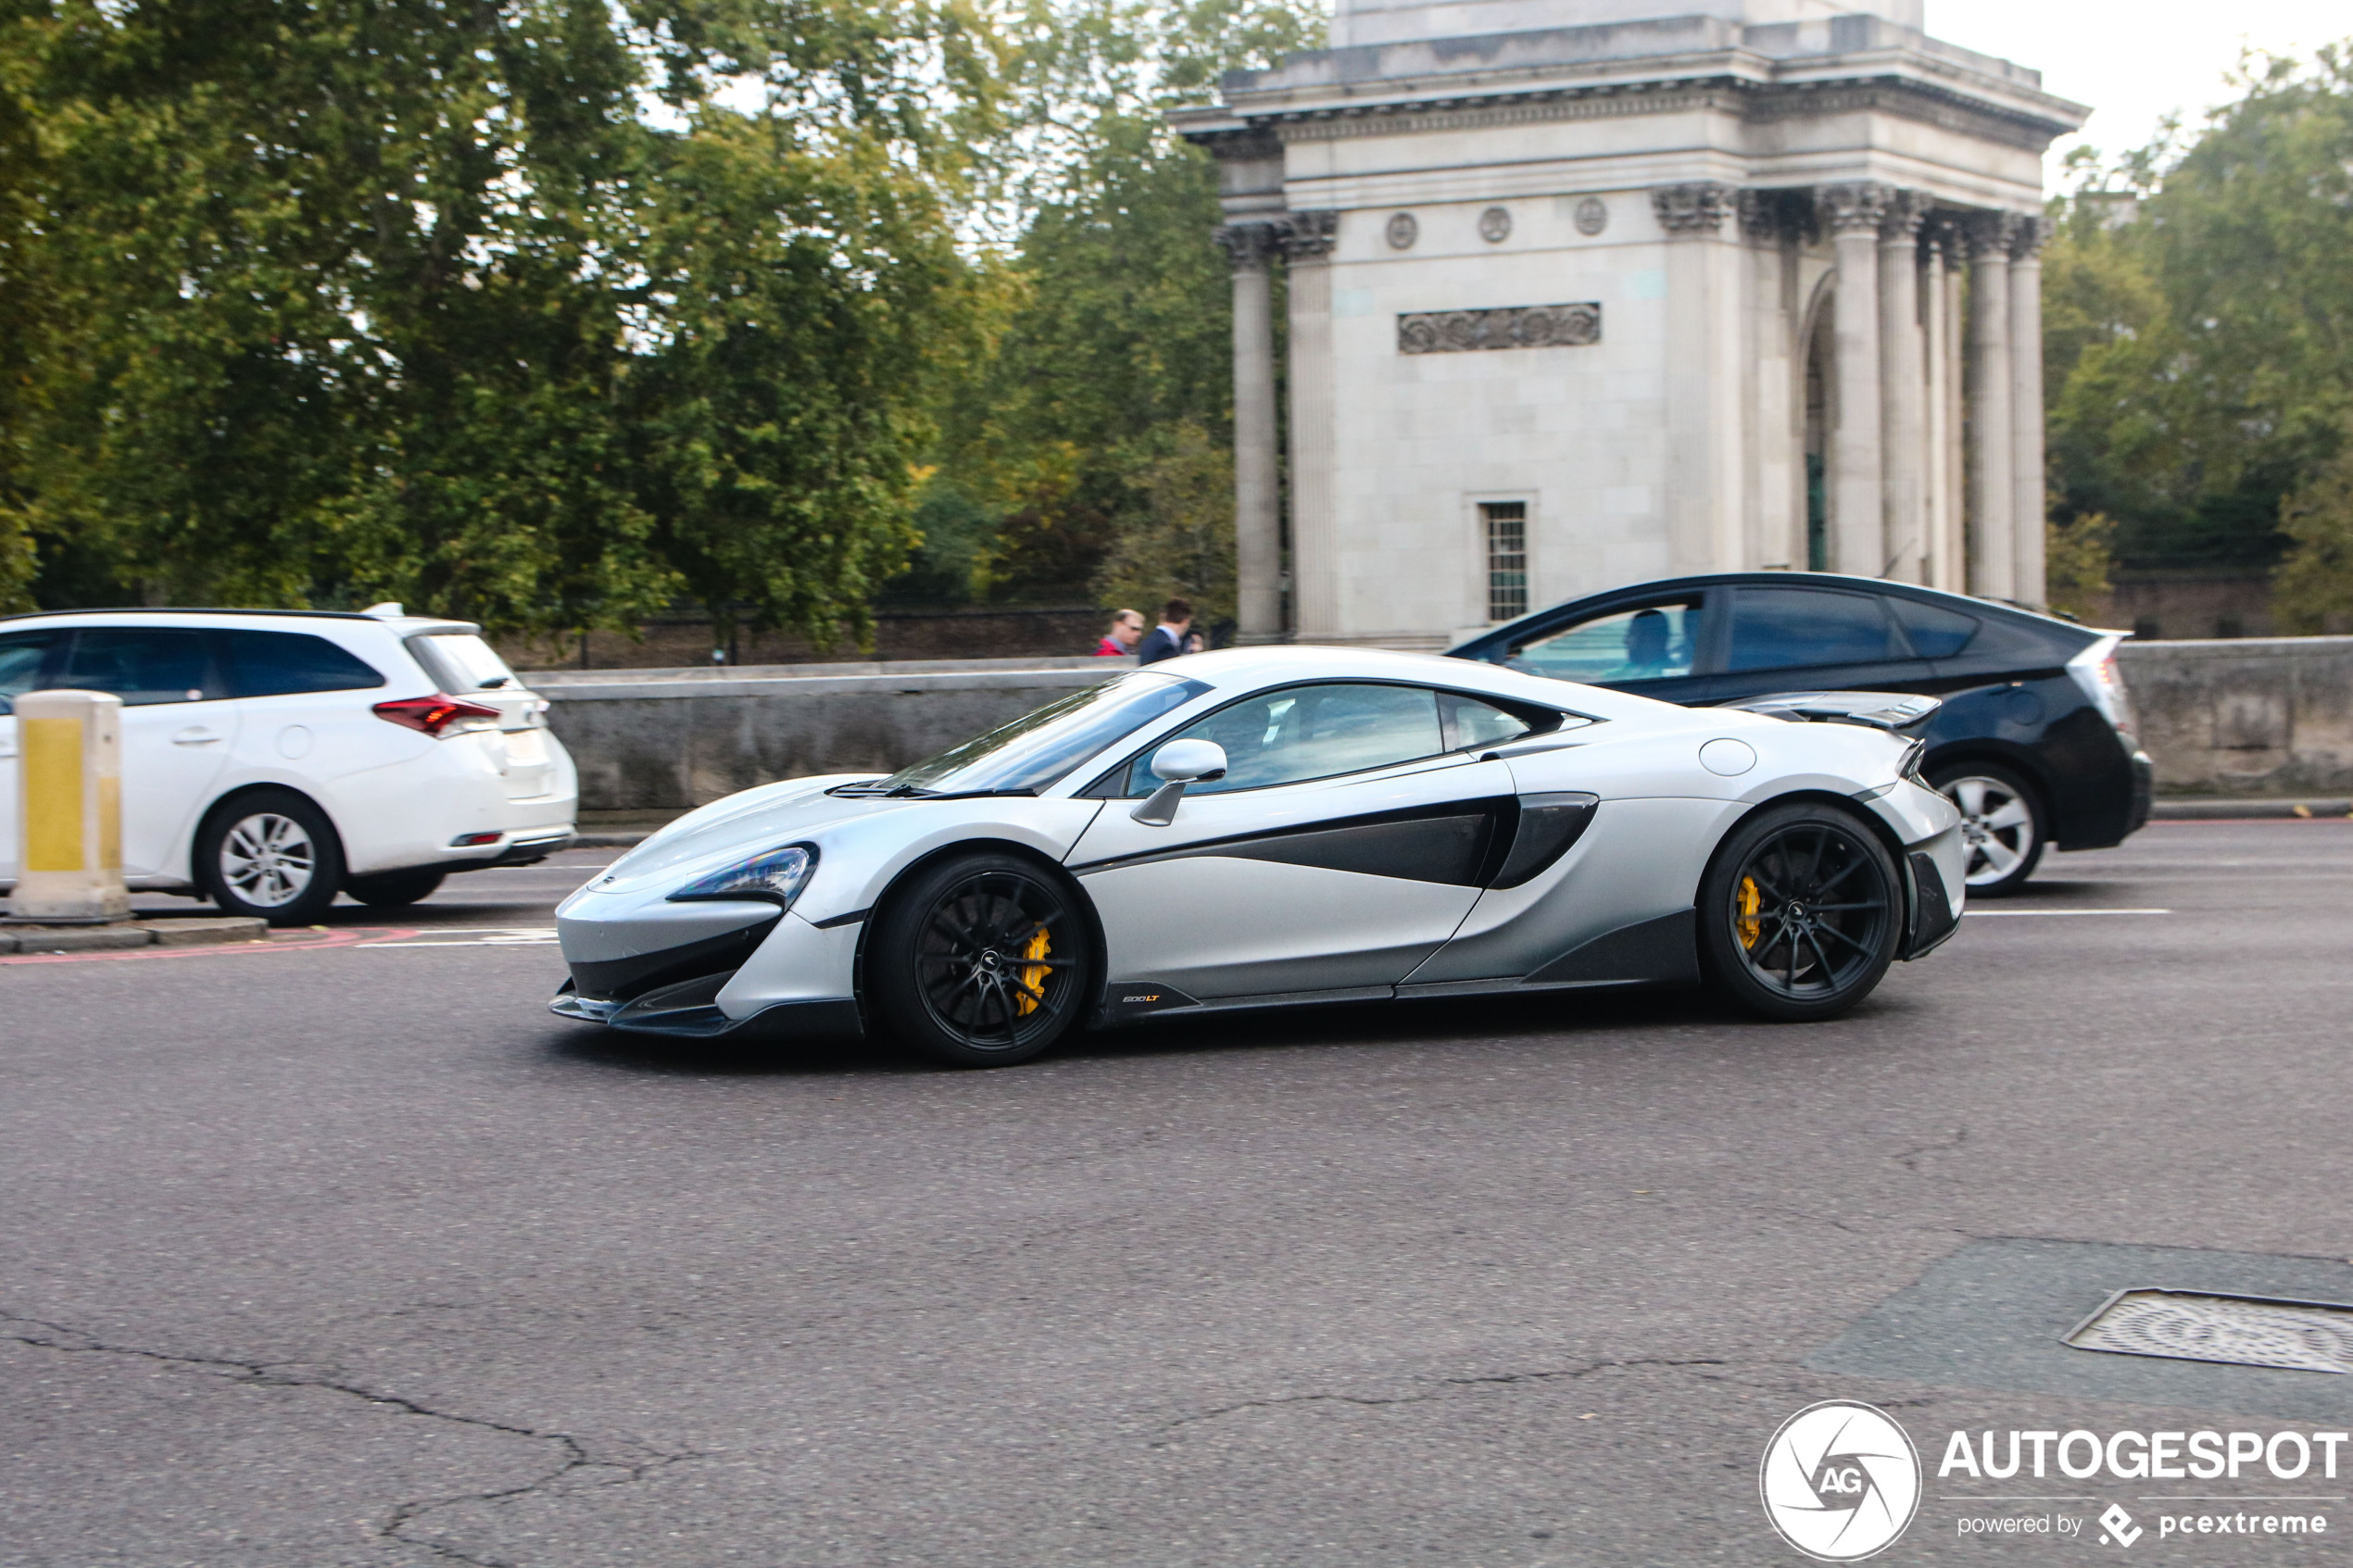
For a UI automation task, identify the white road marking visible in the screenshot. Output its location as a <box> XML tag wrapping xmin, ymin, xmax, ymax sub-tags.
<box><xmin>358</xmin><ymin>928</ymin><xmax>559</xmax><ymax>947</ymax></box>
<box><xmin>1962</xmin><ymin>908</ymin><xmax>2171</xmax><ymax>917</ymax></box>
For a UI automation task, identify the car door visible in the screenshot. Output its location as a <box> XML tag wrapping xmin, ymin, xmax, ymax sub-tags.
<box><xmin>0</xmin><ymin>628</ymin><xmax>69</xmax><ymax>884</ymax></box>
<box><xmin>1492</xmin><ymin>594</ymin><xmax>1718</xmax><ymax>703</ymax></box>
<box><xmin>1705</xmin><ymin>583</ymin><xmax>1930</xmax><ymax>704</ymax></box>
<box><xmin>57</xmin><ymin>627</ymin><xmax>240</xmax><ymax>880</ymax></box>
<box><xmin>1066</xmin><ymin>682</ymin><xmax>1518</xmax><ymax>1001</ymax></box>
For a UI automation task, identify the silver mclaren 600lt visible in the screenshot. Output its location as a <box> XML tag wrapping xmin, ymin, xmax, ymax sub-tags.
<box><xmin>552</xmin><ymin>647</ymin><xmax>1966</xmax><ymax>1066</ymax></box>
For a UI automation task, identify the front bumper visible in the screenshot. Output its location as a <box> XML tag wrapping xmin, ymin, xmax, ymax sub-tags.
<box><xmin>551</xmin><ymin>887</ymin><xmax>863</xmax><ymax>1041</ymax></box>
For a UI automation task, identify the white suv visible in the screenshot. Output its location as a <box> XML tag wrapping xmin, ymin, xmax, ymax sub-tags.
<box><xmin>0</xmin><ymin>608</ymin><xmax>576</xmax><ymax>922</ymax></box>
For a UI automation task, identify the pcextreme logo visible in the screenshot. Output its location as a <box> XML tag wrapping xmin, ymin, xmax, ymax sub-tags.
<box><xmin>1761</xmin><ymin>1400</ymin><xmax>1923</xmax><ymax>1562</ymax></box>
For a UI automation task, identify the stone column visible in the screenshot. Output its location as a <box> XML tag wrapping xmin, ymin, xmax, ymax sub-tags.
<box><xmin>1216</xmin><ymin>221</ymin><xmax>1284</xmax><ymax>642</ymax></box>
<box><xmin>1280</xmin><ymin>212</ymin><xmax>1339</xmax><ymax>639</ymax></box>
<box><xmin>1942</xmin><ymin>230</ymin><xmax>1969</xmax><ymax>592</ymax></box>
<box><xmin>1921</xmin><ymin>218</ymin><xmax>1952</xmax><ymax>591</ymax></box>
<box><xmin>1818</xmin><ymin>182</ymin><xmax>1892</xmax><ymax>577</ymax></box>
<box><xmin>1966</xmin><ymin>212</ymin><xmax>2018</xmax><ymax>600</ymax></box>
<box><xmin>1653</xmin><ymin>182</ymin><xmax>1746</xmax><ymax>574</ymax></box>
<box><xmin>1877</xmin><ymin>191</ymin><xmax>1929</xmax><ymax>583</ymax></box>
<box><xmin>2008</xmin><ymin>217</ymin><xmax>2049</xmax><ymax>608</ymax></box>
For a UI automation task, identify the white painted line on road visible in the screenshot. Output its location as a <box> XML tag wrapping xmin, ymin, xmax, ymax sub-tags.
<box><xmin>354</xmin><ymin>928</ymin><xmax>559</xmax><ymax>947</ymax></box>
<box><xmin>1962</xmin><ymin>909</ymin><xmax>2172</xmax><ymax>917</ymax></box>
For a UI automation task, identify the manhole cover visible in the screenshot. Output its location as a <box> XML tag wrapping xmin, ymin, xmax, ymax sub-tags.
<box><xmin>2064</xmin><ymin>1289</ymin><xmax>2353</xmax><ymax>1375</ymax></box>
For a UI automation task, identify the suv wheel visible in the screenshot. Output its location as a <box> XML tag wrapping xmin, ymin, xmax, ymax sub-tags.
<box><xmin>1930</xmin><ymin>762</ymin><xmax>2045</xmax><ymax>897</ymax></box>
<box><xmin>195</xmin><ymin>790</ymin><xmax>345</xmax><ymax>925</ymax></box>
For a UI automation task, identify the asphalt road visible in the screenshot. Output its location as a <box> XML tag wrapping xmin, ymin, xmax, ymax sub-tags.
<box><xmin>4</xmin><ymin>822</ymin><xmax>2350</xmax><ymax>1567</ymax></box>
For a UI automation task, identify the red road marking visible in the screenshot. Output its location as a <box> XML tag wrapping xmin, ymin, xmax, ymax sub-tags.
<box><xmin>0</xmin><ymin>927</ymin><xmax>422</xmax><ymax>965</ymax></box>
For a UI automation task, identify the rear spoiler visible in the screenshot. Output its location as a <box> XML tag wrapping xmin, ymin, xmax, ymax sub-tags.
<box><xmin>1719</xmin><ymin>690</ymin><xmax>1941</xmax><ymax>733</ymax></box>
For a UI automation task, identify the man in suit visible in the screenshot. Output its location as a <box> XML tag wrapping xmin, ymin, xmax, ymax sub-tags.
<box><xmin>1136</xmin><ymin>598</ymin><xmax>1194</xmax><ymax>665</ymax></box>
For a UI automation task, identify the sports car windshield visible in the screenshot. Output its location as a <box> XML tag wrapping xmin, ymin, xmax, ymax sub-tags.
<box><xmin>854</xmin><ymin>671</ymin><xmax>1212</xmax><ymax>797</ymax></box>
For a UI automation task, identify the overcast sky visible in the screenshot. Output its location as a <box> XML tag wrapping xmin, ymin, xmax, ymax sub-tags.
<box><xmin>1925</xmin><ymin>0</ymin><xmax>2352</xmax><ymax>181</ymax></box>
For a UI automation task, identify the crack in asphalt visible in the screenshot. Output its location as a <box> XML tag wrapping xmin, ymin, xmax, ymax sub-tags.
<box><xmin>1158</xmin><ymin>1356</ymin><xmax>1731</xmax><ymax>1440</ymax></box>
<box><xmin>0</xmin><ymin>1308</ymin><xmax>699</xmax><ymax>1568</ymax></box>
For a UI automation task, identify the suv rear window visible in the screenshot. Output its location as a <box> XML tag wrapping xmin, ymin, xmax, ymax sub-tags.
<box><xmin>409</xmin><ymin>633</ymin><xmax>522</xmax><ymax>693</ymax></box>
<box><xmin>220</xmin><ymin>630</ymin><xmax>386</xmax><ymax>696</ymax></box>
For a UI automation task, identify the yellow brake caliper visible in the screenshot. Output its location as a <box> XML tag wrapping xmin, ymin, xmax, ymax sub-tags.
<box><xmin>1736</xmin><ymin>876</ymin><xmax>1763</xmax><ymax>949</ymax></box>
<box><xmin>1015</xmin><ymin>925</ymin><xmax>1051</xmax><ymax>1015</ymax></box>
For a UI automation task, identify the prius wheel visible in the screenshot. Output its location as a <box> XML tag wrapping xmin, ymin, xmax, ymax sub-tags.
<box><xmin>195</xmin><ymin>789</ymin><xmax>345</xmax><ymax>926</ymax></box>
<box><xmin>1699</xmin><ymin>802</ymin><xmax>1899</xmax><ymax>1022</ymax></box>
<box><xmin>1931</xmin><ymin>762</ymin><xmax>2045</xmax><ymax>896</ymax></box>
<box><xmin>870</xmin><ymin>852</ymin><xmax>1093</xmax><ymax>1068</ymax></box>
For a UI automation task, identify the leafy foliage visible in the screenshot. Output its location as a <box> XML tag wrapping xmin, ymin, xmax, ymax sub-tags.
<box><xmin>1</xmin><ymin>0</ymin><xmax>994</xmax><ymax>642</ymax></box>
<box><xmin>2271</xmin><ymin>428</ymin><xmax>2353</xmax><ymax>633</ymax></box>
<box><xmin>2045</xmin><ymin>45</ymin><xmax>2353</xmax><ymax>571</ymax></box>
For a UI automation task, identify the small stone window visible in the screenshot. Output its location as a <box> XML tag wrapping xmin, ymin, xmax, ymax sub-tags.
<box><xmin>1482</xmin><ymin>502</ymin><xmax>1529</xmax><ymax>623</ymax></box>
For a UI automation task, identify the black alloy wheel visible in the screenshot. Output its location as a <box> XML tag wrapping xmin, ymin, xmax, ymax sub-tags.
<box><xmin>1699</xmin><ymin>802</ymin><xmax>1901</xmax><ymax>1022</ymax></box>
<box><xmin>869</xmin><ymin>852</ymin><xmax>1093</xmax><ymax>1067</ymax></box>
<box><xmin>343</xmin><ymin>867</ymin><xmax>448</xmax><ymax>908</ymax></box>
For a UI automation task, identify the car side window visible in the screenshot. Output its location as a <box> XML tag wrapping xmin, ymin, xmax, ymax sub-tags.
<box><xmin>59</xmin><ymin>629</ymin><xmax>225</xmax><ymax>705</ymax></box>
<box><xmin>1125</xmin><ymin>683</ymin><xmax>1445</xmax><ymax>797</ymax></box>
<box><xmin>1440</xmin><ymin>691</ymin><xmax>1539</xmax><ymax>750</ymax></box>
<box><xmin>220</xmin><ymin>630</ymin><xmax>387</xmax><ymax>696</ymax></box>
<box><xmin>1890</xmin><ymin>598</ymin><xmax>1980</xmax><ymax>659</ymax></box>
<box><xmin>0</xmin><ymin>630</ymin><xmax>62</xmax><ymax>715</ymax></box>
<box><xmin>1506</xmin><ymin>599</ymin><xmax>1699</xmax><ymax>683</ymax></box>
<box><xmin>1726</xmin><ymin>588</ymin><xmax>1899</xmax><ymax>672</ymax></box>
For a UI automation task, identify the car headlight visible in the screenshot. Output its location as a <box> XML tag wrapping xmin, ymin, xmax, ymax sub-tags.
<box><xmin>666</xmin><ymin>845</ymin><xmax>817</xmax><ymax>908</ymax></box>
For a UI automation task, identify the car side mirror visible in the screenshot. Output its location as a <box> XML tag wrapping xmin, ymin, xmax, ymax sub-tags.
<box><xmin>1130</xmin><ymin>740</ymin><xmax>1227</xmax><ymax>826</ymax></box>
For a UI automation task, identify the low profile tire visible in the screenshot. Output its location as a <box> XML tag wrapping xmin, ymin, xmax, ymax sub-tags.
<box><xmin>1930</xmin><ymin>761</ymin><xmax>2045</xmax><ymax>897</ymax></box>
<box><xmin>195</xmin><ymin>789</ymin><xmax>346</xmax><ymax>925</ymax></box>
<box><xmin>343</xmin><ymin>867</ymin><xmax>447</xmax><ymax>908</ymax></box>
<box><xmin>1699</xmin><ymin>801</ymin><xmax>1902</xmax><ymax>1022</ymax></box>
<box><xmin>868</xmin><ymin>851</ymin><xmax>1094</xmax><ymax>1068</ymax></box>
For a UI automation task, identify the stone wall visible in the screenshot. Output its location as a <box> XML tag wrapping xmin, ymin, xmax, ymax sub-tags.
<box><xmin>2117</xmin><ymin>636</ymin><xmax>2353</xmax><ymax>797</ymax></box>
<box><xmin>530</xmin><ymin>658</ymin><xmax>1120</xmax><ymax>812</ymax></box>
<box><xmin>492</xmin><ymin>605</ymin><xmax>1106</xmax><ymax>672</ymax></box>
<box><xmin>531</xmin><ymin>639</ymin><xmax>2353</xmax><ymax>811</ymax></box>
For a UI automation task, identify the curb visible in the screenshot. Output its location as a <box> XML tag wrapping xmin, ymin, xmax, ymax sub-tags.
<box><xmin>0</xmin><ymin>916</ymin><xmax>270</xmax><ymax>954</ymax></box>
<box><xmin>2148</xmin><ymin>798</ymin><xmax>2353</xmax><ymax>822</ymax></box>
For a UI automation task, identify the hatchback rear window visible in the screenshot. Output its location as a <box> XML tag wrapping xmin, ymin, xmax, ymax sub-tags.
<box><xmin>409</xmin><ymin>633</ymin><xmax>522</xmax><ymax>693</ymax></box>
<box><xmin>1891</xmin><ymin>598</ymin><xmax>1980</xmax><ymax>659</ymax></box>
<box><xmin>220</xmin><ymin>630</ymin><xmax>386</xmax><ymax>696</ymax></box>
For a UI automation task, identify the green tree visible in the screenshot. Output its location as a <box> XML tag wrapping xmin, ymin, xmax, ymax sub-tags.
<box><xmin>931</xmin><ymin>0</ymin><xmax>1321</xmax><ymax>613</ymax></box>
<box><xmin>2271</xmin><ymin>427</ymin><xmax>2353</xmax><ymax>633</ymax></box>
<box><xmin>2045</xmin><ymin>45</ymin><xmax>2353</xmax><ymax>570</ymax></box>
<box><xmin>1</xmin><ymin>0</ymin><xmax>996</xmax><ymax>644</ymax></box>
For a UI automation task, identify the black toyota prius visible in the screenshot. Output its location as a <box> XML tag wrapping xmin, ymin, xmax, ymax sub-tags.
<box><xmin>1444</xmin><ymin>572</ymin><xmax>2154</xmax><ymax>895</ymax></box>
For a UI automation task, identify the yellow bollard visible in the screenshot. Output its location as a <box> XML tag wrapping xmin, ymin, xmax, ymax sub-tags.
<box><xmin>7</xmin><ymin>689</ymin><xmax>131</xmax><ymax>924</ymax></box>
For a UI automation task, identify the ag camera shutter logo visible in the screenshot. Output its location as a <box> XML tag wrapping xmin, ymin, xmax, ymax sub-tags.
<box><xmin>1760</xmin><ymin>1400</ymin><xmax>1922</xmax><ymax>1561</ymax></box>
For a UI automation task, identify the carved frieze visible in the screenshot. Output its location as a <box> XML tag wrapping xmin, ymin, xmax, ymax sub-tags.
<box><xmin>1398</xmin><ymin>303</ymin><xmax>1601</xmax><ymax>355</ymax></box>
<box><xmin>1651</xmin><ymin>182</ymin><xmax>1739</xmax><ymax>234</ymax></box>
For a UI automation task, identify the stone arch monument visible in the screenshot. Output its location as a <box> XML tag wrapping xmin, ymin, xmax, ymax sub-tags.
<box><xmin>1175</xmin><ymin>0</ymin><xmax>2085</xmax><ymax>646</ymax></box>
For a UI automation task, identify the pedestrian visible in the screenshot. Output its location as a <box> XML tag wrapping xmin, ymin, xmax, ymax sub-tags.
<box><xmin>1095</xmin><ymin>608</ymin><xmax>1145</xmax><ymax>658</ymax></box>
<box><xmin>1137</xmin><ymin>598</ymin><xmax>1194</xmax><ymax>665</ymax></box>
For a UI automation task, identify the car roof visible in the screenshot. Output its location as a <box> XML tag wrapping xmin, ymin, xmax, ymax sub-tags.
<box><xmin>0</xmin><ymin>607</ymin><xmax>481</xmax><ymax>635</ymax></box>
<box><xmin>1135</xmin><ymin>644</ymin><xmax>1680</xmax><ymax>721</ymax></box>
<box><xmin>1451</xmin><ymin>571</ymin><xmax>2115</xmax><ymax>650</ymax></box>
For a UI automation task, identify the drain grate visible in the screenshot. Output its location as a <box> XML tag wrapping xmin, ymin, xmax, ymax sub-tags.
<box><xmin>2064</xmin><ymin>1289</ymin><xmax>2353</xmax><ymax>1375</ymax></box>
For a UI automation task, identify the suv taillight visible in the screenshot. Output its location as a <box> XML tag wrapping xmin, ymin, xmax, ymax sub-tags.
<box><xmin>373</xmin><ymin>694</ymin><xmax>502</xmax><ymax>737</ymax></box>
